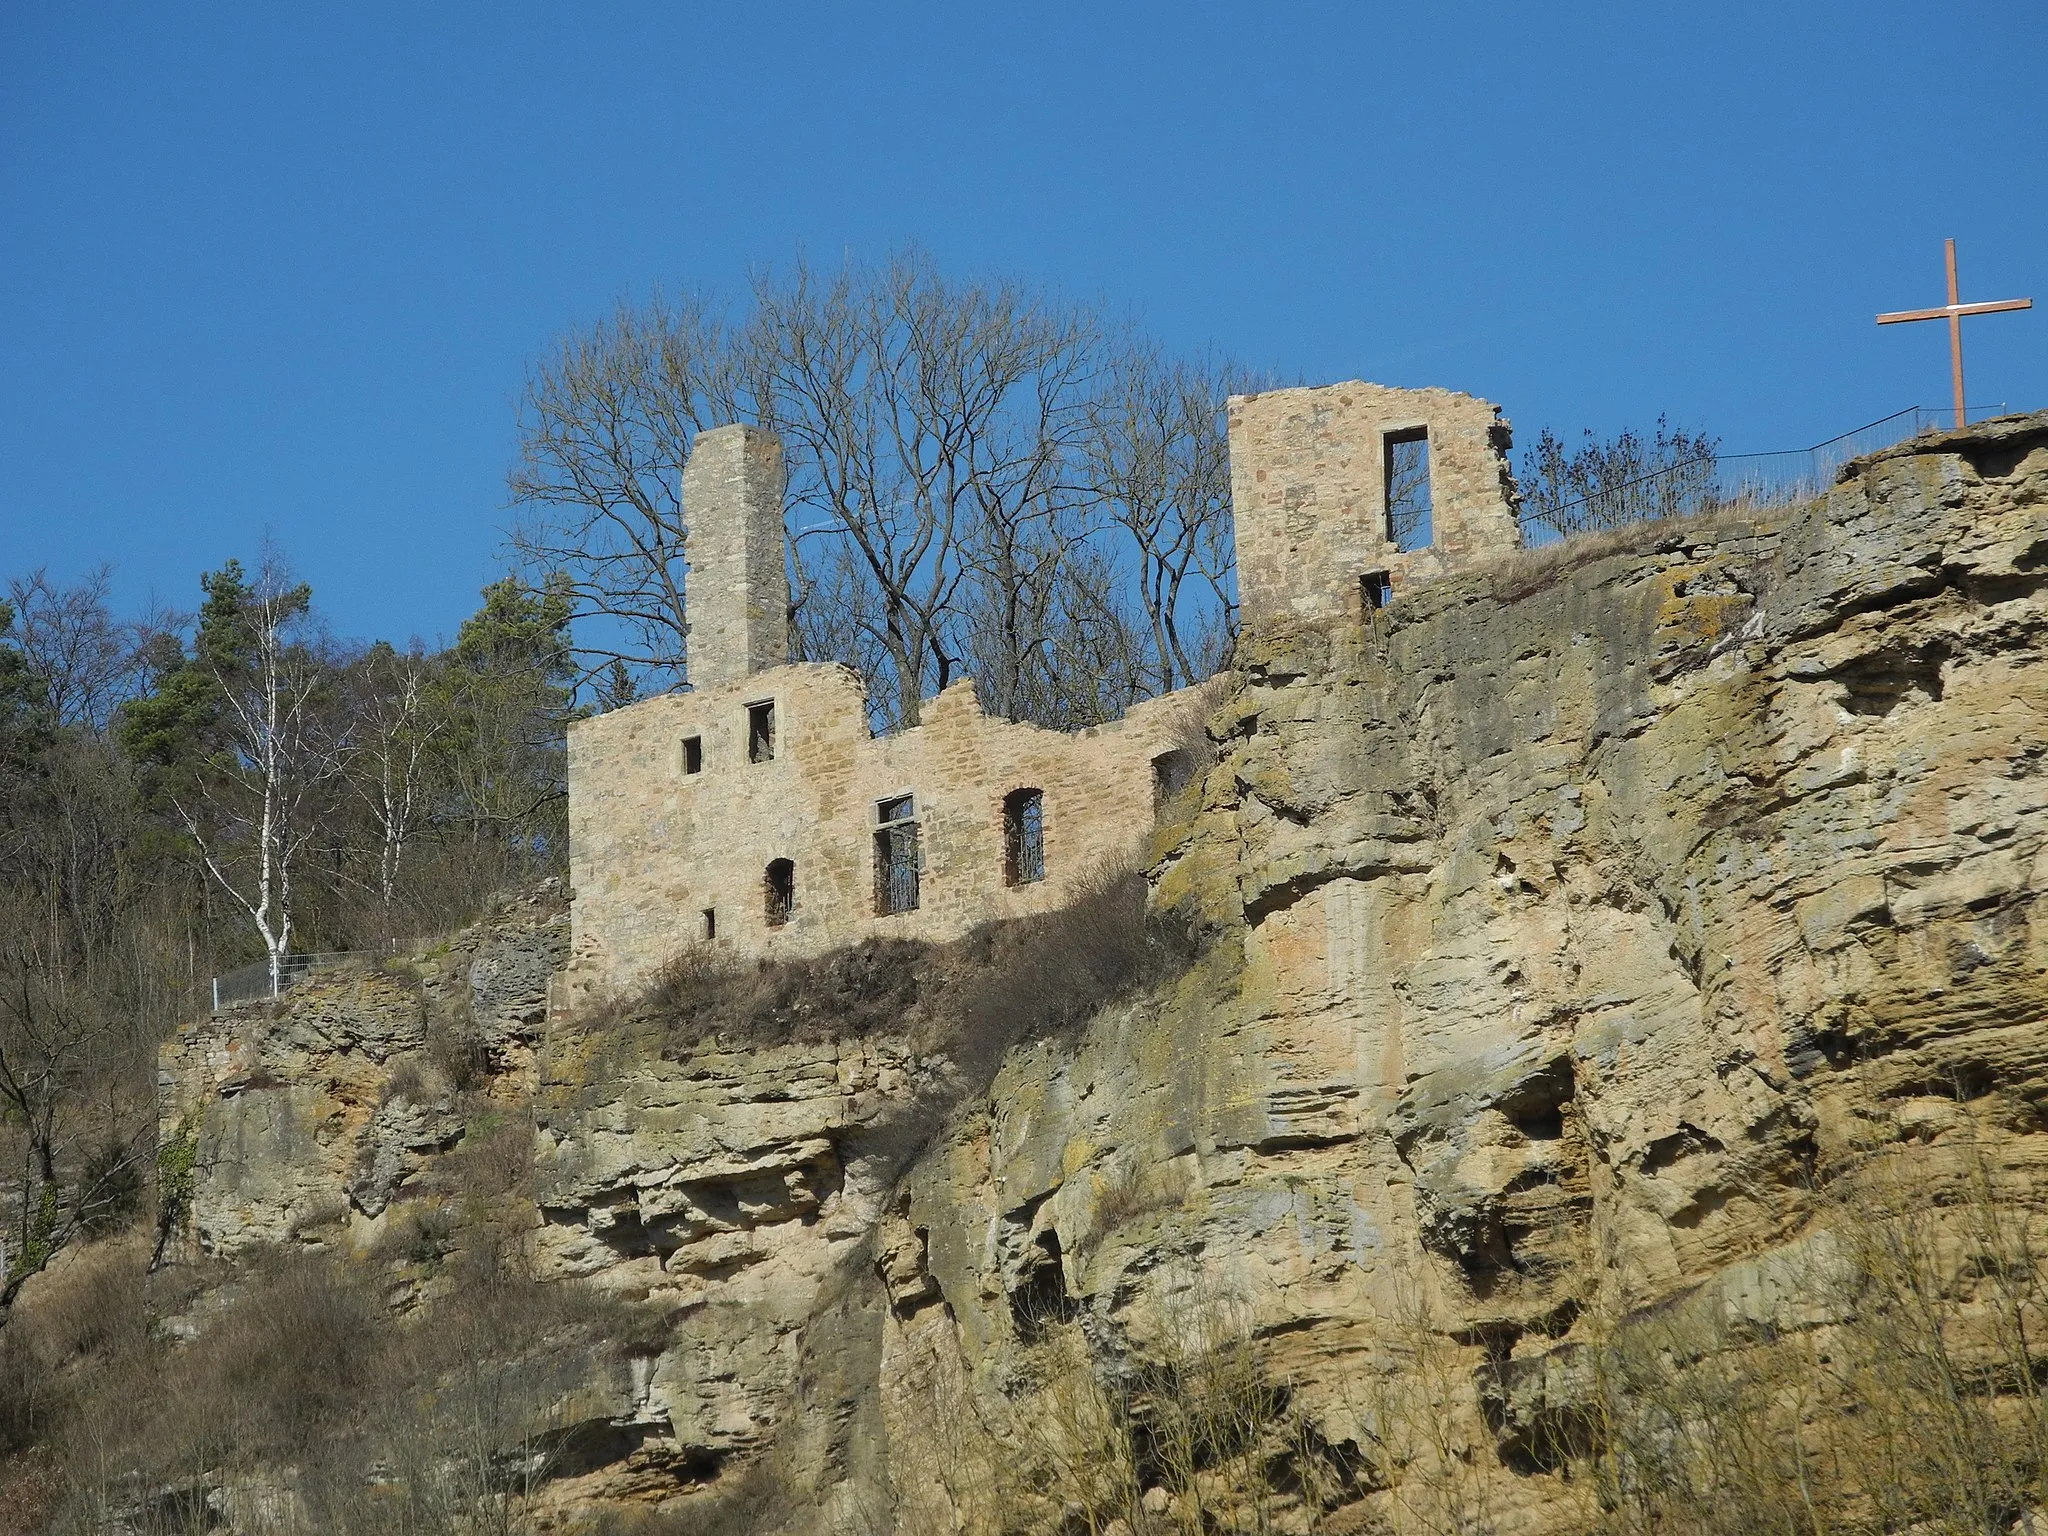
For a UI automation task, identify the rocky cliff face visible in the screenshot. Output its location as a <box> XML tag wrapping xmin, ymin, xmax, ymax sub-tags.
<box><xmin>160</xmin><ymin>884</ymin><xmax>567</xmax><ymax>1257</ymax></box>
<box><xmin>162</xmin><ymin>415</ymin><xmax>2048</xmax><ymax>1533</ymax></box>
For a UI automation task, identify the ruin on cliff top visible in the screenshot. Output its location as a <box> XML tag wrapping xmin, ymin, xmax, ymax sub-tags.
<box><xmin>564</xmin><ymin>380</ymin><xmax>1523</xmax><ymax>998</ymax></box>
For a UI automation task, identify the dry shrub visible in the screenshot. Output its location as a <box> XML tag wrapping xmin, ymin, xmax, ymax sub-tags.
<box><xmin>587</xmin><ymin>1454</ymin><xmax>793</xmax><ymax>1536</ymax></box>
<box><xmin>428</xmin><ymin>1005</ymin><xmax>493</xmax><ymax>1093</ymax></box>
<box><xmin>960</xmin><ymin>1101</ymin><xmax>2048</xmax><ymax>1536</ymax></box>
<box><xmin>0</xmin><ymin>1221</ymin><xmax>655</xmax><ymax>1535</ymax></box>
<box><xmin>373</xmin><ymin>1197</ymin><xmax>461</xmax><ymax>1268</ymax></box>
<box><xmin>626</xmin><ymin>865</ymin><xmax>1197</xmax><ymax>1075</ymax></box>
<box><xmin>0</xmin><ymin>1237</ymin><xmax>154</xmax><ymax>1460</ymax></box>
<box><xmin>1558</xmin><ymin>1122</ymin><xmax>2048</xmax><ymax>1536</ymax></box>
<box><xmin>379</xmin><ymin>1052</ymin><xmax>435</xmax><ymax>1105</ymax></box>
<box><xmin>641</xmin><ymin>934</ymin><xmax>930</xmax><ymax>1053</ymax></box>
<box><xmin>1372</xmin><ymin>1099</ymin><xmax>2048</xmax><ymax>1536</ymax></box>
<box><xmin>196</xmin><ymin>1251</ymin><xmax>386</xmax><ymax>1457</ymax></box>
<box><xmin>0</xmin><ymin>1448</ymin><xmax>59</xmax><ymax>1536</ymax></box>
<box><xmin>940</xmin><ymin>867</ymin><xmax>1167</xmax><ymax>1085</ymax></box>
<box><xmin>442</xmin><ymin>1105</ymin><xmax>537</xmax><ymax>1202</ymax></box>
<box><xmin>975</xmin><ymin>1288</ymin><xmax>1351</xmax><ymax>1536</ymax></box>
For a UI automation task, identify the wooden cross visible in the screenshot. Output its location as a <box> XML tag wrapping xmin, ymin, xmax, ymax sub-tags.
<box><xmin>1877</xmin><ymin>238</ymin><xmax>2031</xmax><ymax>428</ymax></box>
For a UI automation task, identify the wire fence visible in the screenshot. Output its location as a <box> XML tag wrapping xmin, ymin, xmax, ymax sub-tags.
<box><xmin>210</xmin><ymin>949</ymin><xmax>385</xmax><ymax>1011</ymax></box>
<box><xmin>1521</xmin><ymin>403</ymin><xmax>2029</xmax><ymax>543</ymax></box>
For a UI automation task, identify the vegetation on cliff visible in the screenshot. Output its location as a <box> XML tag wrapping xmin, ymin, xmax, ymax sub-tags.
<box><xmin>0</xmin><ymin>557</ymin><xmax>575</xmax><ymax>1321</ymax></box>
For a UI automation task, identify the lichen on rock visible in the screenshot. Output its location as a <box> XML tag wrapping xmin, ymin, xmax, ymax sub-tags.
<box><xmin>159</xmin><ymin>415</ymin><xmax>2048</xmax><ymax>1533</ymax></box>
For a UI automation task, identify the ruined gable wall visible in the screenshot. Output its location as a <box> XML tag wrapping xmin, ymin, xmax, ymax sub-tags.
<box><xmin>564</xmin><ymin>664</ymin><xmax>1207</xmax><ymax>1002</ymax></box>
<box><xmin>1229</xmin><ymin>381</ymin><xmax>1523</xmax><ymax>628</ymax></box>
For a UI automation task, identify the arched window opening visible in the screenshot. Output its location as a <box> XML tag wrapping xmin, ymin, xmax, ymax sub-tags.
<box><xmin>764</xmin><ymin>859</ymin><xmax>796</xmax><ymax>928</ymax></box>
<box><xmin>1152</xmin><ymin>748</ymin><xmax>1200</xmax><ymax>810</ymax></box>
<box><xmin>1003</xmin><ymin>789</ymin><xmax>1045</xmax><ymax>886</ymax></box>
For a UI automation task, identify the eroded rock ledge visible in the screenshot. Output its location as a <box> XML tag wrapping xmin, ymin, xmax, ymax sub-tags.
<box><xmin>163</xmin><ymin>415</ymin><xmax>2048</xmax><ymax>1533</ymax></box>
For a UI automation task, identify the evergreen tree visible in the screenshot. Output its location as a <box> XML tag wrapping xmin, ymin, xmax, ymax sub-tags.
<box><xmin>436</xmin><ymin>575</ymin><xmax>575</xmax><ymax>855</ymax></box>
<box><xmin>117</xmin><ymin>558</ymin><xmax>263</xmax><ymax>803</ymax></box>
<box><xmin>0</xmin><ymin>600</ymin><xmax>54</xmax><ymax>786</ymax></box>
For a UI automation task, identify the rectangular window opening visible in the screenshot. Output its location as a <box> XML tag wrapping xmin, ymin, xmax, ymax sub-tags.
<box><xmin>1384</xmin><ymin>427</ymin><xmax>1433</xmax><ymax>553</ymax></box>
<box><xmin>746</xmin><ymin>701</ymin><xmax>776</xmax><ymax>763</ymax></box>
<box><xmin>682</xmin><ymin>735</ymin><xmax>703</xmax><ymax>775</ymax></box>
<box><xmin>874</xmin><ymin>795</ymin><xmax>921</xmax><ymax>915</ymax></box>
<box><xmin>764</xmin><ymin>860</ymin><xmax>795</xmax><ymax>928</ymax></box>
<box><xmin>701</xmin><ymin>907</ymin><xmax>717</xmax><ymax>941</ymax></box>
<box><xmin>1361</xmin><ymin>570</ymin><xmax>1393</xmax><ymax>612</ymax></box>
<box><xmin>1003</xmin><ymin>788</ymin><xmax>1045</xmax><ymax>886</ymax></box>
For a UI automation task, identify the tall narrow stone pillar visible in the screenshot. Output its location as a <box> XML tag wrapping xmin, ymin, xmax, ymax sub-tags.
<box><xmin>682</xmin><ymin>424</ymin><xmax>789</xmax><ymax>690</ymax></box>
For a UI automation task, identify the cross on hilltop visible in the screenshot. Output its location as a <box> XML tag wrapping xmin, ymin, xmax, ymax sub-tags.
<box><xmin>1877</xmin><ymin>239</ymin><xmax>2032</xmax><ymax>428</ymax></box>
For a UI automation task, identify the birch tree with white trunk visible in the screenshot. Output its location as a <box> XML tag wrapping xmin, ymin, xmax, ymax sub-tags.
<box><xmin>346</xmin><ymin>641</ymin><xmax>441</xmax><ymax>910</ymax></box>
<box><xmin>176</xmin><ymin>556</ymin><xmax>350</xmax><ymax>996</ymax></box>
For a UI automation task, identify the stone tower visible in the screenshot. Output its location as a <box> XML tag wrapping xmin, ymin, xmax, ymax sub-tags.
<box><xmin>1228</xmin><ymin>382</ymin><xmax>1523</xmax><ymax>629</ymax></box>
<box><xmin>682</xmin><ymin>424</ymin><xmax>789</xmax><ymax>689</ymax></box>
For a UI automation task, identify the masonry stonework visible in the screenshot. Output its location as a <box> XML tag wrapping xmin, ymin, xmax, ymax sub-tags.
<box><xmin>1228</xmin><ymin>380</ymin><xmax>1522</xmax><ymax>628</ymax></box>
<box><xmin>681</xmin><ymin>423</ymin><xmax>789</xmax><ymax>689</ymax></box>
<box><xmin>567</xmin><ymin>379</ymin><xmax>1523</xmax><ymax>999</ymax></box>
<box><xmin>563</xmin><ymin>667</ymin><xmax>1204</xmax><ymax>1001</ymax></box>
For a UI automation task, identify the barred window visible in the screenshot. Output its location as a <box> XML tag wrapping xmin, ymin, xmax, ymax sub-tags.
<box><xmin>1003</xmin><ymin>789</ymin><xmax>1044</xmax><ymax>886</ymax></box>
<box><xmin>874</xmin><ymin>795</ymin><xmax>920</xmax><ymax>915</ymax></box>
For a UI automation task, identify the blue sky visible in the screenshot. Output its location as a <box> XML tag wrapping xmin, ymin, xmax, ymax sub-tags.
<box><xmin>3</xmin><ymin>2</ymin><xmax>2043</xmax><ymax>648</ymax></box>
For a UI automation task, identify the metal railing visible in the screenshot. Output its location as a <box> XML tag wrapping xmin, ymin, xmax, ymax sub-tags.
<box><xmin>210</xmin><ymin>950</ymin><xmax>381</xmax><ymax>1012</ymax></box>
<box><xmin>1522</xmin><ymin>403</ymin><xmax>2030</xmax><ymax>542</ymax></box>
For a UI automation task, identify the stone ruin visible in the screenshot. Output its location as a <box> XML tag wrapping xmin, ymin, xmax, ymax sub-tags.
<box><xmin>1229</xmin><ymin>379</ymin><xmax>1522</xmax><ymax>626</ymax></box>
<box><xmin>562</xmin><ymin>380</ymin><xmax>1522</xmax><ymax>999</ymax></box>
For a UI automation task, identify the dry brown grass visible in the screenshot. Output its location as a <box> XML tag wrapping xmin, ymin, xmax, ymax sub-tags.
<box><xmin>0</xmin><ymin>1210</ymin><xmax>658</xmax><ymax>1534</ymax></box>
<box><xmin>1489</xmin><ymin>503</ymin><xmax>1793</xmax><ymax>604</ymax></box>
<box><xmin>620</xmin><ymin>865</ymin><xmax>1198</xmax><ymax>1072</ymax></box>
<box><xmin>884</xmin><ymin>1091</ymin><xmax>2048</xmax><ymax>1536</ymax></box>
<box><xmin>1556</xmin><ymin>1118</ymin><xmax>2048</xmax><ymax>1536</ymax></box>
<box><xmin>932</xmin><ymin>1287</ymin><xmax>1356</xmax><ymax>1536</ymax></box>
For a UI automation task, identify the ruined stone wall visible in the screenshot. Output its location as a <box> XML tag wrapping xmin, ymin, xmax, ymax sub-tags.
<box><xmin>1229</xmin><ymin>380</ymin><xmax>1523</xmax><ymax>627</ymax></box>
<box><xmin>564</xmin><ymin>663</ymin><xmax>1207</xmax><ymax>1000</ymax></box>
<box><xmin>569</xmin><ymin>382</ymin><xmax>1521</xmax><ymax>1000</ymax></box>
<box><xmin>522</xmin><ymin>412</ymin><xmax>2048</xmax><ymax>1532</ymax></box>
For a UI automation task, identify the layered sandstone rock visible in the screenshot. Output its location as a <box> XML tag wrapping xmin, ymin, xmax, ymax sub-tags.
<box><xmin>163</xmin><ymin>415</ymin><xmax>2048</xmax><ymax>1532</ymax></box>
<box><xmin>839</xmin><ymin>413</ymin><xmax>2048</xmax><ymax>1530</ymax></box>
<box><xmin>159</xmin><ymin>884</ymin><xmax>568</xmax><ymax>1256</ymax></box>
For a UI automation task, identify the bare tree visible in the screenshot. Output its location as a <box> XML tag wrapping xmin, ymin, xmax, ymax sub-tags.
<box><xmin>1083</xmin><ymin>346</ymin><xmax>1252</xmax><ymax>695</ymax></box>
<box><xmin>345</xmin><ymin>642</ymin><xmax>442</xmax><ymax>910</ymax></box>
<box><xmin>0</xmin><ymin>937</ymin><xmax>154</xmax><ymax>1312</ymax></box>
<box><xmin>177</xmin><ymin>554</ymin><xmax>351</xmax><ymax>996</ymax></box>
<box><xmin>760</xmin><ymin>251</ymin><xmax>1111</xmax><ymax>728</ymax></box>
<box><xmin>5</xmin><ymin>566</ymin><xmax>152</xmax><ymax>730</ymax></box>
<box><xmin>509</xmin><ymin>250</ymin><xmax>1255</xmax><ymax>732</ymax></box>
<box><xmin>959</xmin><ymin>506</ymin><xmax>1144</xmax><ymax>728</ymax></box>
<box><xmin>508</xmin><ymin>294</ymin><xmax>747</xmax><ymax>690</ymax></box>
<box><xmin>1518</xmin><ymin>416</ymin><xmax>1721</xmax><ymax>539</ymax></box>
